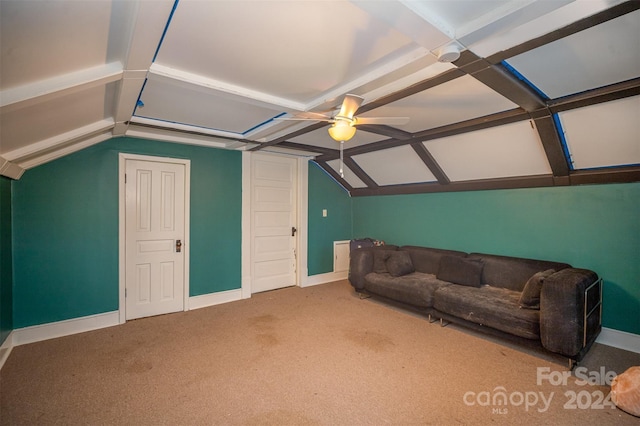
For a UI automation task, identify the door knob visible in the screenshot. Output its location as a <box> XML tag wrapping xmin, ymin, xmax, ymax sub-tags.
<box><xmin>291</xmin><ymin>227</ymin><xmax>297</xmax><ymax>237</ymax></box>
<box><xmin>176</xmin><ymin>239</ymin><xmax>182</xmax><ymax>252</ymax></box>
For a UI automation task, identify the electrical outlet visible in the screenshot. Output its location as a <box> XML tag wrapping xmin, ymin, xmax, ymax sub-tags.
<box><xmin>322</xmin><ymin>209</ymin><xmax>327</xmax><ymax>217</ymax></box>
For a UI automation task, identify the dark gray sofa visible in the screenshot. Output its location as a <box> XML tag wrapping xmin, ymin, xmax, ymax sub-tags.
<box><xmin>349</xmin><ymin>245</ymin><xmax>602</xmax><ymax>366</ymax></box>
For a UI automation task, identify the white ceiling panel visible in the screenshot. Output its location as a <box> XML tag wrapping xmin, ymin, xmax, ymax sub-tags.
<box><xmin>1</xmin><ymin>84</ymin><xmax>115</xmax><ymax>154</ymax></box>
<box><xmin>506</xmin><ymin>9</ymin><xmax>640</xmax><ymax>99</ymax></box>
<box><xmin>1</xmin><ymin>0</ymin><xmax>637</xmax><ymax>190</ymax></box>
<box><xmin>0</xmin><ymin>0</ymin><xmax>112</xmax><ymax>90</ymax></box>
<box><xmin>326</xmin><ymin>160</ymin><xmax>367</xmax><ymax>189</ymax></box>
<box><xmin>425</xmin><ymin>121</ymin><xmax>552</xmax><ymax>182</ymax></box>
<box><xmin>290</xmin><ymin>127</ymin><xmax>386</xmax><ymax>151</ymax></box>
<box><xmin>360</xmin><ymin>75</ymin><xmax>518</xmax><ymax>132</ymax></box>
<box><xmin>354</xmin><ymin>145</ymin><xmax>436</xmax><ymax>186</ymax></box>
<box><xmin>559</xmin><ymin>96</ymin><xmax>640</xmax><ymax>170</ymax></box>
<box><xmin>136</xmin><ymin>77</ymin><xmax>284</xmax><ymax>136</ymax></box>
<box><xmin>155</xmin><ymin>0</ymin><xmax>416</xmax><ymax>103</ymax></box>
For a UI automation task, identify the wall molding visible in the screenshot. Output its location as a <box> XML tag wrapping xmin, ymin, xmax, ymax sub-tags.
<box><xmin>11</xmin><ymin>311</ymin><xmax>120</xmax><ymax>347</ymax></box>
<box><xmin>2</xmin><ymin>300</ymin><xmax>636</xmax><ymax>374</ymax></box>
<box><xmin>303</xmin><ymin>271</ymin><xmax>349</xmax><ymax>287</ymax></box>
<box><xmin>188</xmin><ymin>289</ymin><xmax>242</xmax><ymax>310</ymax></box>
<box><xmin>596</xmin><ymin>327</ymin><xmax>640</xmax><ymax>354</ymax></box>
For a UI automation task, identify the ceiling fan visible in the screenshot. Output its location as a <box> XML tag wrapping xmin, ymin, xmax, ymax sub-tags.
<box><xmin>277</xmin><ymin>94</ymin><xmax>409</xmax><ymax>177</ymax></box>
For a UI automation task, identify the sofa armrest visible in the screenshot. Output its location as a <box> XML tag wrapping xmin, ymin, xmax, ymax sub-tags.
<box><xmin>540</xmin><ymin>268</ymin><xmax>601</xmax><ymax>358</ymax></box>
<box><xmin>348</xmin><ymin>249</ymin><xmax>374</xmax><ymax>291</ymax></box>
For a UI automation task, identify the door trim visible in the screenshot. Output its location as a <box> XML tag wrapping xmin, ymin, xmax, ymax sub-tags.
<box><xmin>118</xmin><ymin>153</ymin><xmax>191</xmax><ymax>324</ymax></box>
<box><xmin>241</xmin><ymin>152</ymin><xmax>308</xmax><ymax>298</ymax></box>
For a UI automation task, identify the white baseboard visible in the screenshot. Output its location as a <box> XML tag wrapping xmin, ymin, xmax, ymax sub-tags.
<box><xmin>303</xmin><ymin>270</ymin><xmax>348</xmax><ymax>287</ymax></box>
<box><xmin>188</xmin><ymin>288</ymin><xmax>242</xmax><ymax>310</ymax></box>
<box><xmin>596</xmin><ymin>327</ymin><xmax>640</xmax><ymax>354</ymax></box>
<box><xmin>12</xmin><ymin>311</ymin><xmax>120</xmax><ymax>347</ymax></box>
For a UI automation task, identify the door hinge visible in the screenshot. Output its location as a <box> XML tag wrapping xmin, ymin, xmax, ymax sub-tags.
<box><xmin>125</xmin><ymin>288</ymin><xmax>127</xmax><ymax>298</ymax></box>
<box><xmin>124</xmin><ymin>173</ymin><xmax>127</xmax><ymax>184</ymax></box>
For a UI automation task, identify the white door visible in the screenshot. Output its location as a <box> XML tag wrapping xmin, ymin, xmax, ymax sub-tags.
<box><xmin>125</xmin><ymin>159</ymin><xmax>186</xmax><ymax>320</ymax></box>
<box><xmin>251</xmin><ymin>154</ymin><xmax>298</xmax><ymax>293</ymax></box>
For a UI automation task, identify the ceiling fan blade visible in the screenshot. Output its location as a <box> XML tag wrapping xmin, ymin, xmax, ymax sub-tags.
<box><xmin>354</xmin><ymin>116</ymin><xmax>410</xmax><ymax>126</ymax></box>
<box><xmin>337</xmin><ymin>94</ymin><xmax>364</xmax><ymax>120</ymax></box>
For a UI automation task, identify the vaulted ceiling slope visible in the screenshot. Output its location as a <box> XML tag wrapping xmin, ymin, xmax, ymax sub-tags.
<box><xmin>1</xmin><ymin>0</ymin><xmax>639</xmax><ymax>195</ymax></box>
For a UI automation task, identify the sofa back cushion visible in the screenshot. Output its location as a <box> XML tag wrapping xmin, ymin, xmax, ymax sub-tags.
<box><xmin>436</xmin><ymin>255</ymin><xmax>484</xmax><ymax>287</ymax></box>
<box><xmin>400</xmin><ymin>246</ymin><xmax>467</xmax><ymax>275</ymax></box>
<box><xmin>469</xmin><ymin>253</ymin><xmax>570</xmax><ymax>291</ymax></box>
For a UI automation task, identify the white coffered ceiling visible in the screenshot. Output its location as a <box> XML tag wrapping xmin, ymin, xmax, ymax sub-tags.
<box><xmin>1</xmin><ymin>0</ymin><xmax>638</xmax><ymax>193</ymax></box>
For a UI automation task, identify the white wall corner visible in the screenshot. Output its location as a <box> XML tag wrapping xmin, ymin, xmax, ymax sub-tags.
<box><xmin>0</xmin><ymin>331</ymin><xmax>14</xmax><ymax>371</ymax></box>
<box><xmin>596</xmin><ymin>327</ymin><xmax>640</xmax><ymax>354</ymax></box>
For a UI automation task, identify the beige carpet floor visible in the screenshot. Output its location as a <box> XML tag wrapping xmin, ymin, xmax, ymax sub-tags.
<box><xmin>1</xmin><ymin>280</ymin><xmax>638</xmax><ymax>425</ymax></box>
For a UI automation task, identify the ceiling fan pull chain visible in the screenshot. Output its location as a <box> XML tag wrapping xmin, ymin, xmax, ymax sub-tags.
<box><xmin>340</xmin><ymin>141</ymin><xmax>344</xmax><ymax>178</ymax></box>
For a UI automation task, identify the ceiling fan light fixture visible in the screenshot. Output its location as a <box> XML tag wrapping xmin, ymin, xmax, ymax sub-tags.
<box><xmin>328</xmin><ymin>120</ymin><xmax>356</xmax><ymax>142</ymax></box>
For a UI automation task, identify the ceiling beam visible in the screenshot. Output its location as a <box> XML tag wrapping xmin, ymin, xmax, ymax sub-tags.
<box><xmin>314</xmin><ymin>161</ymin><xmax>354</xmax><ymax>194</ymax></box>
<box><xmin>356</xmin><ymin>124</ymin><xmax>413</xmax><ymax>140</ymax></box>
<box><xmin>410</xmin><ymin>143</ymin><xmax>450</xmax><ymax>185</ymax></box>
<box><xmin>548</xmin><ymin>77</ymin><xmax>640</xmax><ymax>114</ymax></box>
<box><xmin>277</xmin><ymin>141</ymin><xmax>336</xmax><ymax>156</ymax></box>
<box><xmin>457</xmin><ymin>50</ymin><xmax>546</xmax><ymax>111</ymax></box>
<box><xmin>350</xmin><ymin>175</ymin><xmax>556</xmax><ymax>197</ymax></box>
<box><xmin>356</xmin><ymin>68</ymin><xmax>465</xmax><ymax>115</ymax></box>
<box><xmin>486</xmin><ymin>1</ymin><xmax>640</xmax><ymax>64</ymax></box>
<box><xmin>343</xmin><ymin>157</ymin><xmax>379</xmax><ymax>189</ymax></box>
<box><xmin>569</xmin><ymin>166</ymin><xmax>640</xmax><ymax>186</ymax></box>
<box><xmin>456</xmin><ymin>49</ymin><xmax>573</xmax><ymax>176</ymax></box>
<box><xmin>249</xmin><ymin>122</ymin><xmax>327</xmax><ymax>151</ymax></box>
<box><xmin>532</xmin><ymin>114</ymin><xmax>570</xmax><ymax>176</ymax></box>
<box><xmin>315</xmin><ymin>108</ymin><xmax>530</xmax><ymax>162</ymax></box>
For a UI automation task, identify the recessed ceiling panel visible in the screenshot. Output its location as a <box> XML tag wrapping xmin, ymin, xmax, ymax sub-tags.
<box><xmin>559</xmin><ymin>96</ymin><xmax>640</xmax><ymax>170</ymax></box>
<box><xmin>506</xmin><ymin>10</ymin><xmax>640</xmax><ymax>99</ymax></box>
<box><xmin>290</xmin><ymin>127</ymin><xmax>386</xmax><ymax>151</ymax></box>
<box><xmin>359</xmin><ymin>75</ymin><xmax>518</xmax><ymax>133</ymax></box>
<box><xmin>353</xmin><ymin>145</ymin><xmax>437</xmax><ymax>186</ymax></box>
<box><xmin>0</xmin><ymin>84</ymin><xmax>114</xmax><ymax>154</ymax></box>
<box><xmin>424</xmin><ymin>121</ymin><xmax>551</xmax><ymax>181</ymax></box>
<box><xmin>0</xmin><ymin>0</ymin><xmax>112</xmax><ymax>89</ymax></box>
<box><xmin>155</xmin><ymin>0</ymin><xmax>416</xmax><ymax>102</ymax></box>
<box><xmin>326</xmin><ymin>160</ymin><xmax>367</xmax><ymax>189</ymax></box>
<box><xmin>137</xmin><ymin>77</ymin><xmax>283</xmax><ymax>135</ymax></box>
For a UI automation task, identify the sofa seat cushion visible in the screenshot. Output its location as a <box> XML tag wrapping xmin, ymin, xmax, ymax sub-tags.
<box><xmin>433</xmin><ymin>285</ymin><xmax>540</xmax><ymax>340</ymax></box>
<box><xmin>364</xmin><ymin>272</ymin><xmax>451</xmax><ymax>308</ymax></box>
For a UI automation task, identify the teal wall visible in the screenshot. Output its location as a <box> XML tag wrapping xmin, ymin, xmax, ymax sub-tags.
<box><xmin>307</xmin><ymin>162</ymin><xmax>353</xmax><ymax>275</ymax></box>
<box><xmin>12</xmin><ymin>137</ymin><xmax>242</xmax><ymax>328</ymax></box>
<box><xmin>352</xmin><ymin>183</ymin><xmax>640</xmax><ymax>335</ymax></box>
<box><xmin>0</xmin><ymin>176</ymin><xmax>13</xmax><ymax>344</ymax></box>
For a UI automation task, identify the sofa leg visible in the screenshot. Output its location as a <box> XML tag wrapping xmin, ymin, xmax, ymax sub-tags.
<box><xmin>440</xmin><ymin>318</ymin><xmax>450</xmax><ymax>327</ymax></box>
<box><xmin>569</xmin><ymin>358</ymin><xmax>578</xmax><ymax>371</ymax></box>
<box><xmin>358</xmin><ymin>292</ymin><xmax>371</xmax><ymax>300</ymax></box>
<box><xmin>428</xmin><ymin>314</ymin><xmax>438</xmax><ymax>323</ymax></box>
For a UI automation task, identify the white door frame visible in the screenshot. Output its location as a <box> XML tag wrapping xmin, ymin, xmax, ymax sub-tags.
<box><xmin>242</xmin><ymin>151</ymin><xmax>308</xmax><ymax>298</ymax></box>
<box><xmin>118</xmin><ymin>153</ymin><xmax>191</xmax><ymax>324</ymax></box>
